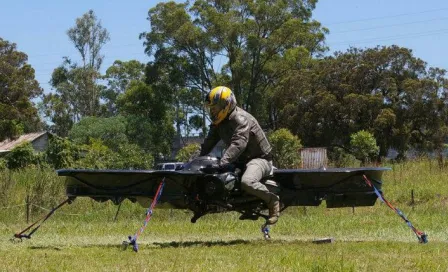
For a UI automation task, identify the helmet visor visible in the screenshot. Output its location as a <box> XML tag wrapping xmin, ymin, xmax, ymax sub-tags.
<box><xmin>205</xmin><ymin>103</ymin><xmax>220</xmax><ymax>121</ymax></box>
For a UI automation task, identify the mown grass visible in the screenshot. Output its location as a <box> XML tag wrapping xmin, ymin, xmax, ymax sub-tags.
<box><xmin>0</xmin><ymin>159</ymin><xmax>447</xmax><ymax>271</ymax></box>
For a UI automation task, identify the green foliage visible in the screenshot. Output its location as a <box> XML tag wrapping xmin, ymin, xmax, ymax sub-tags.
<box><xmin>350</xmin><ymin>130</ymin><xmax>379</xmax><ymax>165</ymax></box>
<box><xmin>41</xmin><ymin>10</ymin><xmax>110</xmax><ymax>137</ymax></box>
<box><xmin>5</xmin><ymin>142</ymin><xmax>39</xmax><ymax>169</ymax></box>
<box><xmin>67</xmin><ymin>9</ymin><xmax>110</xmax><ymax>70</ymax></box>
<box><xmin>328</xmin><ymin>147</ymin><xmax>359</xmax><ymax>168</ymax></box>
<box><xmin>74</xmin><ymin>138</ymin><xmax>115</xmax><ymax>169</ymax></box>
<box><xmin>0</xmin><ymin>167</ymin><xmax>64</xmax><ymax>219</ymax></box>
<box><xmin>0</xmin><ymin>38</ymin><xmax>43</xmax><ymax>141</ymax></box>
<box><xmin>39</xmin><ymin>93</ymin><xmax>74</xmax><ymax>137</ymax></box>
<box><xmin>176</xmin><ymin>143</ymin><xmax>200</xmax><ymax>162</ymax></box>
<box><xmin>142</xmin><ymin>0</ymin><xmax>327</xmax><ymax>131</ymax></box>
<box><xmin>118</xmin><ymin>81</ymin><xmax>175</xmax><ymax>158</ymax></box>
<box><xmin>274</xmin><ymin>45</ymin><xmax>448</xmax><ymax>160</ymax></box>
<box><xmin>74</xmin><ymin>139</ymin><xmax>153</xmax><ymax>170</ymax></box>
<box><xmin>110</xmin><ymin>143</ymin><xmax>154</xmax><ymax>170</ymax></box>
<box><xmin>68</xmin><ymin>116</ymin><xmax>128</xmax><ymax>149</ymax></box>
<box><xmin>102</xmin><ymin>60</ymin><xmax>146</xmax><ymax>116</ymax></box>
<box><xmin>188</xmin><ymin>115</ymin><xmax>203</xmax><ymax>132</ymax></box>
<box><xmin>4</xmin><ymin>133</ymin><xmax>152</xmax><ymax>170</ymax></box>
<box><xmin>373</xmin><ymin>108</ymin><xmax>396</xmax><ymax>158</ymax></box>
<box><xmin>42</xmin><ymin>60</ymin><xmax>104</xmax><ymax>136</ymax></box>
<box><xmin>0</xmin><ymin>120</ymin><xmax>25</xmax><ymax>141</ymax></box>
<box><xmin>0</xmin><ymin>158</ymin><xmax>7</xmax><ymax>170</ymax></box>
<box><xmin>268</xmin><ymin>128</ymin><xmax>302</xmax><ymax>169</ymax></box>
<box><xmin>45</xmin><ymin>136</ymin><xmax>81</xmax><ymax>169</ymax></box>
<box><xmin>117</xmin><ymin>81</ymin><xmax>169</xmax><ymax>119</ymax></box>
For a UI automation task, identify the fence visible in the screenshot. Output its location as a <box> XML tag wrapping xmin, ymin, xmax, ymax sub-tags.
<box><xmin>300</xmin><ymin>148</ymin><xmax>328</xmax><ymax>169</ymax></box>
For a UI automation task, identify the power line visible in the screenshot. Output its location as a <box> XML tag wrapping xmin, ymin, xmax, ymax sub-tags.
<box><xmin>33</xmin><ymin>28</ymin><xmax>447</xmax><ymax>80</ymax></box>
<box><xmin>23</xmin><ymin>8</ymin><xmax>448</xmax><ymax>60</ymax></box>
<box><xmin>329</xmin><ymin>28</ymin><xmax>448</xmax><ymax>46</ymax></box>
<box><xmin>26</xmin><ymin>11</ymin><xmax>448</xmax><ymax>79</ymax></box>
<box><xmin>36</xmin><ymin>29</ymin><xmax>448</xmax><ymax>68</ymax></box>
<box><xmin>28</xmin><ymin>43</ymin><xmax>145</xmax><ymax>58</ymax></box>
<box><xmin>26</xmin><ymin>8</ymin><xmax>448</xmax><ymax>58</ymax></box>
<box><xmin>324</xmin><ymin>7</ymin><xmax>448</xmax><ymax>26</ymax></box>
<box><xmin>331</xmin><ymin>17</ymin><xmax>448</xmax><ymax>34</ymax></box>
<box><xmin>30</xmin><ymin>53</ymin><xmax>150</xmax><ymax>74</ymax></box>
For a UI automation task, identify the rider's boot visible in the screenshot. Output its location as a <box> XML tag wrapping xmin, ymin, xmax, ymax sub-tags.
<box><xmin>267</xmin><ymin>195</ymin><xmax>280</xmax><ymax>225</ymax></box>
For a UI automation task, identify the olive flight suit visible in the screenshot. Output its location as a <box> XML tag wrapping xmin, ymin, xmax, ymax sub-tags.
<box><xmin>200</xmin><ymin>106</ymin><xmax>280</xmax><ymax>212</ymax></box>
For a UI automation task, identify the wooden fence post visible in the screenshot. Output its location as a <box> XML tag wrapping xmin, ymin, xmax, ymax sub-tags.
<box><xmin>26</xmin><ymin>194</ymin><xmax>30</xmax><ymax>224</ymax></box>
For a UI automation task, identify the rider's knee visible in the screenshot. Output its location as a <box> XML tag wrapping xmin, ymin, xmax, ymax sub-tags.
<box><xmin>240</xmin><ymin>175</ymin><xmax>258</xmax><ymax>187</ymax></box>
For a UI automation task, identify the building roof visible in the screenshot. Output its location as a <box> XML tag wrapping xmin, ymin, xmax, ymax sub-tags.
<box><xmin>172</xmin><ymin>135</ymin><xmax>204</xmax><ymax>150</ymax></box>
<box><xmin>180</xmin><ymin>136</ymin><xmax>204</xmax><ymax>146</ymax></box>
<box><xmin>0</xmin><ymin>132</ymin><xmax>48</xmax><ymax>153</ymax></box>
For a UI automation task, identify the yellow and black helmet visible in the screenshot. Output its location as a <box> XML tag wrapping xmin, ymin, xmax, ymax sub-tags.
<box><xmin>204</xmin><ymin>86</ymin><xmax>237</xmax><ymax>125</ymax></box>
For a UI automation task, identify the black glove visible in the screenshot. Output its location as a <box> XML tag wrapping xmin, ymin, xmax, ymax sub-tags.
<box><xmin>219</xmin><ymin>162</ymin><xmax>235</xmax><ymax>172</ymax></box>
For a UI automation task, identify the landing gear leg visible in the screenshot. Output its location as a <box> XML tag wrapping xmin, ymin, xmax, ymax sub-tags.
<box><xmin>191</xmin><ymin>211</ymin><xmax>205</xmax><ymax>223</ymax></box>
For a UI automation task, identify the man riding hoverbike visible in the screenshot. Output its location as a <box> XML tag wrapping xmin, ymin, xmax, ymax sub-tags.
<box><xmin>200</xmin><ymin>86</ymin><xmax>280</xmax><ymax>224</ymax></box>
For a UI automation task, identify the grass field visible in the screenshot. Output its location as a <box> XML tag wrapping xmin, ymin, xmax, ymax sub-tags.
<box><xmin>1</xmin><ymin>159</ymin><xmax>447</xmax><ymax>271</ymax></box>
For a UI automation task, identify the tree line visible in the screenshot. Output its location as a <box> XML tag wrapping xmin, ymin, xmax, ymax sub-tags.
<box><xmin>1</xmin><ymin>1</ymin><xmax>447</xmax><ymax>166</ymax></box>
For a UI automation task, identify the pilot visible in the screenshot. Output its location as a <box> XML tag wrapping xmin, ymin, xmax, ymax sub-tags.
<box><xmin>199</xmin><ymin>86</ymin><xmax>280</xmax><ymax>224</ymax></box>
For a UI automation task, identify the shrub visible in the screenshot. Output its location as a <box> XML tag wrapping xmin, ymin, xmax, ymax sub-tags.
<box><xmin>176</xmin><ymin>143</ymin><xmax>200</xmax><ymax>162</ymax></box>
<box><xmin>74</xmin><ymin>138</ymin><xmax>115</xmax><ymax>169</ymax></box>
<box><xmin>328</xmin><ymin>147</ymin><xmax>359</xmax><ymax>168</ymax></box>
<box><xmin>45</xmin><ymin>136</ymin><xmax>81</xmax><ymax>169</ymax></box>
<box><xmin>111</xmin><ymin>143</ymin><xmax>154</xmax><ymax>169</ymax></box>
<box><xmin>73</xmin><ymin>139</ymin><xmax>153</xmax><ymax>169</ymax></box>
<box><xmin>350</xmin><ymin>130</ymin><xmax>379</xmax><ymax>165</ymax></box>
<box><xmin>5</xmin><ymin>142</ymin><xmax>39</xmax><ymax>169</ymax></box>
<box><xmin>268</xmin><ymin>128</ymin><xmax>302</xmax><ymax>169</ymax></box>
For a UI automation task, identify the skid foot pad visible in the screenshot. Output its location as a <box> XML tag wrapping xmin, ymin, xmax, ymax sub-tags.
<box><xmin>122</xmin><ymin>236</ymin><xmax>138</xmax><ymax>252</ymax></box>
<box><xmin>261</xmin><ymin>224</ymin><xmax>271</xmax><ymax>240</ymax></box>
<box><xmin>419</xmin><ymin>233</ymin><xmax>428</xmax><ymax>244</ymax></box>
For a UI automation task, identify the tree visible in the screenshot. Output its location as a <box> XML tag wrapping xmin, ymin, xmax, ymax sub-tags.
<box><xmin>47</xmin><ymin>59</ymin><xmax>103</xmax><ymax>123</ymax></box>
<box><xmin>39</xmin><ymin>92</ymin><xmax>73</xmax><ymax>137</ymax></box>
<box><xmin>350</xmin><ymin>130</ymin><xmax>379</xmax><ymax>166</ymax></box>
<box><xmin>268</xmin><ymin>128</ymin><xmax>302</xmax><ymax>168</ymax></box>
<box><xmin>117</xmin><ymin>81</ymin><xmax>175</xmax><ymax>158</ymax></box>
<box><xmin>102</xmin><ymin>60</ymin><xmax>146</xmax><ymax>116</ymax></box>
<box><xmin>146</xmin><ymin>51</ymin><xmax>205</xmax><ymax>137</ymax></box>
<box><xmin>67</xmin><ymin>10</ymin><xmax>110</xmax><ymax>70</ymax></box>
<box><xmin>68</xmin><ymin>116</ymin><xmax>128</xmax><ymax>149</ymax></box>
<box><xmin>191</xmin><ymin>0</ymin><xmax>327</xmax><ymax>123</ymax></box>
<box><xmin>373</xmin><ymin>108</ymin><xmax>396</xmax><ymax>160</ymax></box>
<box><xmin>45</xmin><ymin>136</ymin><xmax>81</xmax><ymax>169</ymax></box>
<box><xmin>0</xmin><ymin>38</ymin><xmax>43</xmax><ymax>141</ymax></box>
<box><xmin>273</xmin><ymin>45</ymin><xmax>448</xmax><ymax>160</ymax></box>
<box><xmin>42</xmin><ymin>10</ymin><xmax>110</xmax><ymax>136</ymax></box>
<box><xmin>141</xmin><ymin>0</ymin><xmax>328</xmax><ymax>133</ymax></box>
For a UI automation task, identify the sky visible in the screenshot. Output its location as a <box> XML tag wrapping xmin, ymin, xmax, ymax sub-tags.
<box><xmin>1</xmin><ymin>0</ymin><xmax>448</xmax><ymax>97</ymax></box>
